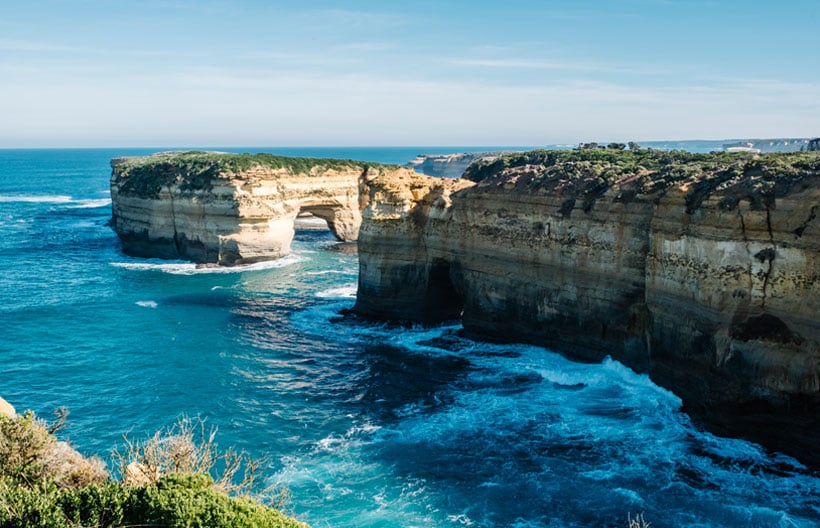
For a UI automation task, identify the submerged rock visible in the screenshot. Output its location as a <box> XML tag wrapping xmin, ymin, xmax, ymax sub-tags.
<box><xmin>355</xmin><ymin>147</ymin><xmax>820</xmax><ymax>466</ymax></box>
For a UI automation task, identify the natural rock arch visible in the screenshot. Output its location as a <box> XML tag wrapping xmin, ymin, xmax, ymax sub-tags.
<box><xmin>110</xmin><ymin>151</ymin><xmax>412</xmax><ymax>265</ymax></box>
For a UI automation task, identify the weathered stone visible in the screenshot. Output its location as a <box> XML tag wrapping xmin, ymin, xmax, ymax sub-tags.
<box><xmin>0</xmin><ymin>397</ymin><xmax>15</xmax><ymax>418</ymax></box>
<box><xmin>355</xmin><ymin>149</ymin><xmax>820</xmax><ymax>466</ymax></box>
<box><xmin>124</xmin><ymin>461</ymin><xmax>160</xmax><ymax>486</ymax></box>
<box><xmin>110</xmin><ymin>151</ymin><xmax>411</xmax><ymax>265</ymax></box>
<box><xmin>407</xmin><ymin>151</ymin><xmax>513</xmax><ymax>178</ymax></box>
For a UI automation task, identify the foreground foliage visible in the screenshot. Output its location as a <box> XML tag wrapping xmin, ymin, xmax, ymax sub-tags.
<box><xmin>0</xmin><ymin>412</ymin><xmax>307</xmax><ymax>528</ymax></box>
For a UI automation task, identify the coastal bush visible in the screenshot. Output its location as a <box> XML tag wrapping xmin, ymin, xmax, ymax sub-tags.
<box><xmin>112</xmin><ymin>416</ymin><xmax>267</xmax><ymax>497</ymax></box>
<box><xmin>0</xmin><ymin>476</ymin><xmax>307</xmax><ymax>528</ymax></box>
<box><xmin>461</xmin><ymin>148</ymin><xmax>820</xmax><ymax>213</ymax></box>
<box><xmin>0</xmin><ymin>410</ymin><xmax>107</xmax><ymax>489</ymax></box>
<box><xmin>628</xmin><ymin>512</ymin><xmax>652</xmax><ymax>527</ymax></box>
<box><xmin>0</xmin><ymin>411</ymin><xmax>307</xmax><ymax>528</ymax></box>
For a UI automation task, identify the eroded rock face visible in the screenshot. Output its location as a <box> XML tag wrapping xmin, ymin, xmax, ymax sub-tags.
<box><xmin>110</xmin><ymin>152</ymin><xmax>404</xmax><ymax>265</ymax></box>
<box><xmin>355</xmin><ymin>149</ymin><xmax>820</xmax><ymax>465</ymax></box>
<box><xmin>355</xmin><ymin>169</ymin><xmax>475</xmax><ymax>322</ymax></box>
<box><xmin>406</xmin><ymin>152</ymin><xmax>512</xmax><ymax>178</ymax></box>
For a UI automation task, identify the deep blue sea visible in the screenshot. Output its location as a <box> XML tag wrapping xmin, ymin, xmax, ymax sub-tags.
<box><xmin>1</xmin><ymin>147</ymin><xmax>818</xmax><ymax>528</ymax></box>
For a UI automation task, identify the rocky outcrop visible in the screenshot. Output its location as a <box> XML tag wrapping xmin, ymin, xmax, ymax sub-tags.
<box><xmin>110</xmin><ymin>151</ymin><xmax>405</xmax><ymax>265</ymax></box>
<box><xmin>0</xmin><ymin>397</ymin><xmax>15</xmax><ymax>418</ymax></box>
<box><xmin>406</xmin><ymin>152</ymin><xmax>514</xmax><ymax>178</ymax></box>
<box><xmin>722</xmin><ymin>138</ymin><xmax>814</xmax><ymax>153</ymax></box>
<box><xmin>355</xmin><ymin>148</ymin><xmax>820</xmax><ymax>465</ymax></box>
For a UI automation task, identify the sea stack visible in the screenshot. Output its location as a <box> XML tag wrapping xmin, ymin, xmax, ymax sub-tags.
<box><xmin>354</xmin><ymin>147</ymin><xmax>820</xmax><ymax>465</ymax></box>
<box><xmin>110</xmin><ymin>151</ymin><xmax>410</xmax><ymax>265</ymax></box>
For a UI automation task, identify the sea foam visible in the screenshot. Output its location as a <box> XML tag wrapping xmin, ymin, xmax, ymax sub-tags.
<box><xmin>110</xmin><ymin>254</ymin><xmax>304</xmax><ymax>275</ymax></box>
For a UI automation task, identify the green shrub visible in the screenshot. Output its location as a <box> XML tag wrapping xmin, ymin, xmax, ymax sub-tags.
<box><xmin>0</xmin><ymin>475</ymin><xmax>308</xmax><ymax>528</ymax></box>
<box><xmin>114</xmin><ymin>151</ymin><xmax>401</xmax><ymax>197</ymax></box>
<box><xmin>0</xmin><ymin>411</ymin><xmax>308</xmax><ymax>528</ymax></box>
<box><xmin>461</xmin><ymin>148</ymin><xmax>820</xmax><ymax>213</ymax></box>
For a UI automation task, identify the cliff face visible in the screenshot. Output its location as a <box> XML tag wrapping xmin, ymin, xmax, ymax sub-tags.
<box><xmin>356</xmin><ymin>170</ymin><xmax>475</xmax><ymax>321</ymax></box>
<box><xmin>110</xmin><ymin>152</ymin><xmax>404</xmax><ymax>265</ymax></box>
<box><xmin>406</xmin><ymin>152</ymin><xmax>512</xmax><ymax>178</ymax></box>
<box><xmin>355</xmin><ymin>149</ymin><xmax>820</xmax><ymax>464</ymax></box>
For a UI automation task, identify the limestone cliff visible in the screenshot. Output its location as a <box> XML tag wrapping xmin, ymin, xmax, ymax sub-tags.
<box><xmin>110</xmin><ymin>151</ymin><xmax>406</xmax><ymax>265</ymax></box>
<box><xmin>406</xmin><ymin>152</ymin><xmax>514</xmax><ymax>178</ymax></box>
<box><xmin>355</xmin><ymin>148</ymin><xmax>820</xmax><ymax>465</ymax></box>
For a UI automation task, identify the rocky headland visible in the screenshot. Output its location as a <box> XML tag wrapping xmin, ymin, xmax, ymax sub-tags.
<box><xmin>407</xmin><ymin>151</ymin><xmax>514</xmax><ymax>178</ymax></box>
<box><xmin>110</xmin><ymin>151</ymin><xmax>409</xmax><ymax>265</ymax></box>
<box><xmin>355</xmin><ymin>147</ymin><xmax>820</xmax><ymax>465</ymax></box>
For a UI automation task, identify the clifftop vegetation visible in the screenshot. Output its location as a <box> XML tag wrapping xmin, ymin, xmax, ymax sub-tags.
<box><xmin>112</xmin><ymin>151</ymin><xmax>400</xmax><ymax>197</ymax></box>
<box><xmin>462</xmin><ymin>146</ymin><xmax>820</xmax><ymax>213</ymax></box>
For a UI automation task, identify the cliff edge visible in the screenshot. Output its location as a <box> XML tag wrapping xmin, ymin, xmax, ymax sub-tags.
<box><xmin>355</xmin><ymin>147</ymin><xmax>820</xmax><ymax>465</ymax></box>
<box><xmin>406</xmin><ymin>151</ymin><xmax>514</xmax><ymax>178</ymax></box>
<box><xmin>110</xmin><ymin>151</ymin><xmax>406</xmax><ymax>265</ymax></box>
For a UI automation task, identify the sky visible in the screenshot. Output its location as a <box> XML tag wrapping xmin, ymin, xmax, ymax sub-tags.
<box><xmin>0</xmin><ymin>0</ymin><xmax>818</xmax><ymax>147</ymax></box>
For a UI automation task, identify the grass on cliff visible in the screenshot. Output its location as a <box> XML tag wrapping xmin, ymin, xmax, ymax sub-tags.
<box><xmin>461</xmin><ymin>145</ymin><xmax>820</xmax><ymax>213</ymax></box>
<box><xmin>113</xmin><ymin>151</ymin><xmax>400</xmax><ymax>198</ymax></box>
<box><xmin>0</xmin><ymin>410</ymin><xmax>306</xmax><ymax>528</ymax></box>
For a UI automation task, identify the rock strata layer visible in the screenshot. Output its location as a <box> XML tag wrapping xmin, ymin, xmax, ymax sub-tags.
<box><xmin>406</xmin><ymin>152</ymin><xmax>514</xmax><ymax>178</ymax></box>
<box><xmin>110</xmin><ymin>151</ymin><xmax>406</xmax><ymax>265</ymax></box>
<box><xmin>355</xmin><ymin>148</ymin><xmax>820</xmax><ymax>465</ymax></box>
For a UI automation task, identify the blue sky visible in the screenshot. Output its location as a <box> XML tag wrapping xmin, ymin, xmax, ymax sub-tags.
<box><xmin>0</xmin><ymin>0</ymin><xmax>818</xmax><ymax>147</ymax></box>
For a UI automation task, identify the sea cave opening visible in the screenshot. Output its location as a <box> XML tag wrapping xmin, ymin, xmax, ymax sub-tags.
<box><xmin>425</xmin><ymin>258</ymin><xmax>465</xmax><ymax>321</ymax></box>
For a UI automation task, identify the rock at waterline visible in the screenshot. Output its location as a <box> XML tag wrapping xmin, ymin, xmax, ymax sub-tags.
<box><xmin>0</xmin><ymin>396</ymin><xmax>16</xmax><ymax>417</ymax></box>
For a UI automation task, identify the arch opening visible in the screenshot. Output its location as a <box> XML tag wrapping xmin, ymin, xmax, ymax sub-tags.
<box><xmin>424</xmin><ymin>258</ymin><xmax>465</xmax><ymax>321</ymax></box>
<box><xmin>297</xmin><ymin>204</ymin><xmax>361</xmax><ymax>242</ymax></box>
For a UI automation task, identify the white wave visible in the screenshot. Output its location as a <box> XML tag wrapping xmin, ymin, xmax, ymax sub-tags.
<box><xmin>136</xmin><ymin>300</ymin><xmax>158</xmax><ymax>308</ymax></box>
<box><xmin>110</xmin><ymin>254</ymin><xmax>303</xmax><ymax>275</ymax></box>
<box><xmin>314</xmin><ymin>422</ymin><xmax>381</xmax><ymax>453</ymax></box>
<box><xmin>0</xmin><ymin>194</ymin><xmax>111</xmax><ymax>209</ymax></box>
<box><xmin>315</xmin><ymin>286</ymin><xmax>357</xmax><ymax>299</ymax></box>
<box><xmin>67</xmin><ymin>198</ymin><xmax>112</xmax><ymax>209</ymax></box>
<box><xmin>304</xmin><ymin>270</ymin><xmax>346</xmax><ymax>276</ymax></box>
<box><xmin>0</xmin><ymin>194</ymin><xmax>72</xmax><ymax>203</ymax></box>
<box><xmin>294</xmin><ymin>216</ymin><xmax>329</xmax><ymax>227</ymax></box>
<box><xmin>447</xmin><ymin>514</ymin><xmax>475</xmax><ymax>526</ymax></box>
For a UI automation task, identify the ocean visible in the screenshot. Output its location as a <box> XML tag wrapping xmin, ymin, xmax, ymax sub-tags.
<box><xmin>0</xmin><ymin>147</ymin><xmax>817</xmax><ymax>528</ymax></box>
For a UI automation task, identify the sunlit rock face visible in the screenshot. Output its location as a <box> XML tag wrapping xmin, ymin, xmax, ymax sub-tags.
<box><xmin>110</xmin><ymin>151</ymin><xmax>405</xmax><ymax>265</ymax></box>
<box><xmin>355</xmin><ymin>149</ymin><xmax>820</xmax><ymax>465</ymax></box>
<box><xmin>406</xmin><ymin>152</ymin><xmax>511</xmax><ymax>178</ymax></box>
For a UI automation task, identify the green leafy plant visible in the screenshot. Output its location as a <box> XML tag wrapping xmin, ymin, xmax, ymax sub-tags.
<box><xmin>0</xmin><ymin>410</ymin><xmax>306</xmax><ymax>528</ymax></box>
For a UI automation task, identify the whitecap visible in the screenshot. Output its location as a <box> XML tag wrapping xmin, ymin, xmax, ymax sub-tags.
<box><xmin>447</xmin><ymin>514</ymin><xmax>475</xmax><ymax>526</ymax></box>
<box><xmin>67</xmin><ymin>198</ymin><xmax>112</xmax><ymax>209</ymax></box>
<box><xmin>315</xmin><ymin>285</ymin><xmax>357</xmax><ymax>299</ymax></box>
<box><xmin>135</xmin><ymin>300</ymin><xmax>158</xmax><ymax>308</ymax></box>
<box><xmin>110</xmin><ymin>254</ymin><xmax>303</xmax><ymax>275</ymax></box>
<box><xmin>0</xmin><ymin>194</ymin><xmax>72</xmax><ymax>203</ymax></box>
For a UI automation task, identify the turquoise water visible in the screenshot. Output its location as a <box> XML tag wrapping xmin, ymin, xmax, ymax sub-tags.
<box><xmin>0</xmin><ymin>148</ymin><xmax>818</xmax><ymax>527</ymax></box>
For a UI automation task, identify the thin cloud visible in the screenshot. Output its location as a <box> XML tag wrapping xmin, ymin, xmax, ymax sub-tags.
<box><xmin>447</xmin><ymin>57</ymin><xmax>672</xmax><ymax>76</ymax></box>
<box><xmin>0</xmin><ymin>38</ymin><xmax>81</xmax><ymax>53</ymax></box>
